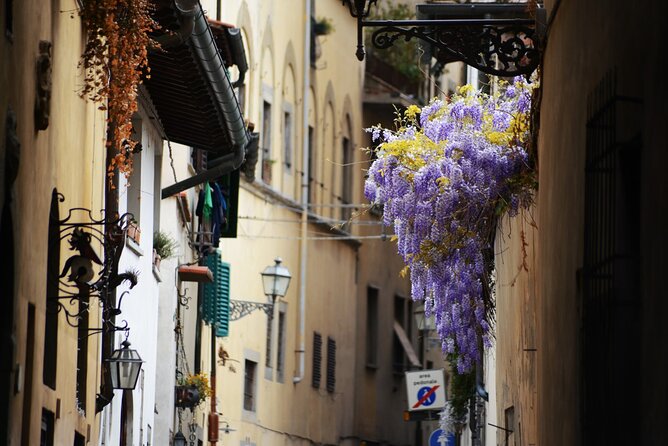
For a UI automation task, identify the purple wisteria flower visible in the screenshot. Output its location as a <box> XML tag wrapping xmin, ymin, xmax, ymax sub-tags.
<box><xmin>364</xmin><ymin>78</ymin><xmax>536</xmax><ymax>373</ymax></box>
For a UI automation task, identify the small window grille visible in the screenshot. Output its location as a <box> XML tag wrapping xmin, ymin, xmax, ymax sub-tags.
<box><xmin>312</xmin><ymin>332</ymin><xmax>322</xmax><ymax>389</ymax></box>
<box><xmin>326</xmin><ymin>337</ymin><xmax>336</xmax><ymax>393</ymax></box>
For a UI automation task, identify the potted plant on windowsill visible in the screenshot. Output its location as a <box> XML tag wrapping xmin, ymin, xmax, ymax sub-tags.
<box><xmin>153</xmin><ymin>230</ymin><xmax>178</xmax><ymax>270</ymax></box>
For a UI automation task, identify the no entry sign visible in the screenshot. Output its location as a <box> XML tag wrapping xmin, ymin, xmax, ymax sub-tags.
<box><xmin>405</xmin><ymin>369</ymin><xmax>446</xmax><ymax>411</ymax></box>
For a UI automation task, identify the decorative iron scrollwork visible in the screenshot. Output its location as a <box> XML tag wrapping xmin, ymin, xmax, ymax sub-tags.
<box><xmin>229</xmin><ymin>299</ymin><xmax>273</xmax><ymax>321</ymax></box>
<box><xmin>47</xmin><ymin>192</ymin><xmax>138</xmax><ymax>333</ymax></box>
<box><xmin>342</xmin><ymin>0</ymin><xmax>544</xmax><ymax>77</ymax></box>
<box><xmin>369</xmin><ymin>22</ymin><xmax>540</xmax><ymax>77</ymax></box>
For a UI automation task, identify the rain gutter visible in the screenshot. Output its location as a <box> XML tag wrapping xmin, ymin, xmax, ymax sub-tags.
<box><xmin>161</xmin><ymin>0</ymin><xmax>251</xmax><ymax>199</ymax></box>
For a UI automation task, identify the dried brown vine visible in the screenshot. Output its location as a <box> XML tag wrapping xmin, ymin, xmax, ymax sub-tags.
<box><xmin>79</xmin><ymin>0</ymin><xmax>158</xmax><ymax>181</ymax></box>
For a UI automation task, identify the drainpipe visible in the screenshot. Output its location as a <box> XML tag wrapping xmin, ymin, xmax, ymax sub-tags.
<box><xmin>227</xmin><ymin>28</ymin><xmax>248</xmax><ymax>89</ymax></box>
<box><xmin>294</xmin><ymin>0</ymin><xmax>311</xmax><ymax>385</ymax></box>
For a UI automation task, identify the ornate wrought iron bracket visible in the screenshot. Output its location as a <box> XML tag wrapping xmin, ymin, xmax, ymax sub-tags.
<box><xmin>47</xmin><ymin>192</ymin><xmax>138</xmax><ymax>333</ymax></box>
<box><xmin>229</xmin><ymin>299</ymin><xmax>274</xmax><ymax>321</ymax></box>
<box><xmin>342</xmin><ymin>0</ymin><xmax>544</xmax><ymax>77</ymax></box>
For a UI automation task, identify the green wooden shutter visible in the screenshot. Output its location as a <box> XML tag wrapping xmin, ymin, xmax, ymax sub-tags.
<box><xmin>202</xmin><ymin>250</ymin><xmax>230</xmax><ymax>337</ymax></box>
<box><xmin>215</xmin><ymin>261</ymin><xmax>230</xmax><ymax>337</ymax></box>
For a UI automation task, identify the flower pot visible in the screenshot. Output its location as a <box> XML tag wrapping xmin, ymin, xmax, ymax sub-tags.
<box><xmin>152</xmin><ymin>249</ymin><xmax>161</xmax><ymax>270</ymax></box>
<box><xmin>127</xmin><ymin>221</ymin><xmax>141</xmax><ymax>244</ymax></box>
<box><xmin>175</xmin><ymin>385</ymin><xmax>200</xmax><ymax>408</ymax></box>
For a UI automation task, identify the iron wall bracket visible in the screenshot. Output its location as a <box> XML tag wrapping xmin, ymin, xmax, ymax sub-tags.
<box><xmin>229</xmin><ymin>299</ymin><xmax>273</xmax><ymax>321</ymax></box>
<box><xmin>343</xmin><ymin>0</ymin><xmax>544</xmax><ymax>77</ymax></box>
<box><xmin>47</xmin><ymin>192</ymin><xmax>137</xmax><ymax>332</ymax></box>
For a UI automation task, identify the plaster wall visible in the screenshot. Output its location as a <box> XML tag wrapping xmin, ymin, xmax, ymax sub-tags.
<box><xmin>0</xmin><ymin>0</ymin><xmax>107</xmax><ymax>444</ymax></box>
<box><xmin>195</xmin><ymin>0</ymin><xmax>365</xmax><ymax>444</ymax></box>
<box><xmin>495</xmin><ymin>0</ymin><xmax>668</xmax><ymax>444</ymax></box>
<box><xmin>101</xmin><ymin>105</ymin><xmax>163</xmax><ymax>446</ymax></box>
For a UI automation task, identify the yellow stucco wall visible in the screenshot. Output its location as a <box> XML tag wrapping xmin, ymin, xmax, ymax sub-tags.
<box><xmin>1</xmin><ymin>0</ymin><xmax>106</xmax><ymax>444</ymax></box>
<box><xmin>201</xmin><ymin>1</ymin><xmax>365</xmax><ymax>444</ymax></box>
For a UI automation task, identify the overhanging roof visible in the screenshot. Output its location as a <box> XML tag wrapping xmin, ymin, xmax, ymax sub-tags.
<box><xmin>145</xmin><ymin>0</ymin><xmax>249</xmax><ymax>155</ymax></box>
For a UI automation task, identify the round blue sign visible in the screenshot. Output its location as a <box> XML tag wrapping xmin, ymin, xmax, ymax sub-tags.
<box><xmin>429</xmin><ymin>429</ymin><xmax>455</xmax><ymax>446</ymax></box>
<box><xmin>417</xmin><ymin>386</ymin><xmax>437</xmax><ymax>407</ymax></box>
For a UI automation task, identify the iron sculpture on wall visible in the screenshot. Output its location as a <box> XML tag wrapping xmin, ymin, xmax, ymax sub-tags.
<box><xmin>48</xmin><ymin>192</ymin><xmax>138</xmax><ymax>335</ymax></box>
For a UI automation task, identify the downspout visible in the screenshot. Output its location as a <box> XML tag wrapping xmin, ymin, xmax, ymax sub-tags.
<box><xmin>227</xmin><ymin>28</ymin><xmax>248</xmax><ymax>89</ymax></box>
<box><xmin>294</xmin><ymin>0</ymin><xmax>311</xmax><ymax>385</ymax></box>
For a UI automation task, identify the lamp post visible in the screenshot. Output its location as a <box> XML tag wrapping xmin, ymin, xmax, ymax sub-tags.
<box><xmin>107</xmin><ymin>339</ymin><xmax>144</xmax><ymax>390</ymax></box>
<box><xmin>229</xmin><ymin>258</ymin><xmax>293</xmax><ymax>321</ymax></box>
<box><xmin>413</xmin><ymin>301</ymin><xmax>436</xmax><ymax>332</ymax></box>
<box><xmin>261</xmin><ymin>257</ymin><xmax>292</xmax><ymax>309</ymax></box>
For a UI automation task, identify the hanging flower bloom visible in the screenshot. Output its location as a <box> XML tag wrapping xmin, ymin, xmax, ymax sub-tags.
<box><xmin>364</xmin><ymin>77</ymin><xmax>537</xmax><ymax>372</ymax></box>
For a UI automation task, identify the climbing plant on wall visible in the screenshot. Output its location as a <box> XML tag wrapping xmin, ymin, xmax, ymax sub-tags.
<box><xmin>79</xmin><ymin>0</ymin><xmax>158</xmax><ymax>181</ymax></box>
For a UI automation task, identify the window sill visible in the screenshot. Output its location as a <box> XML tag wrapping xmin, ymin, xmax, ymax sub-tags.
<box><xmin>152</xmin><ymin>265</ymin><xmax>162</xmax><ymax>282</ymax></box>
<box><xmin>126</xmin><ymin>238</ymin><xmax>144</xmax><ymax>256</ymax></box>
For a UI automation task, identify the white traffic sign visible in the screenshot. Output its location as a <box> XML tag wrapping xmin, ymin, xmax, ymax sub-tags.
<box><xmin>405</xmin><ymin>369</ymin><xmax>446</xmax><ymax>411</ymax></box>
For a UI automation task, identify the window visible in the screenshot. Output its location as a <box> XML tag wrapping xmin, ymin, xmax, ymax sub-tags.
<box><xmin>326</xmin><ymin>337</ymin><xmax>336</xmax><ymax>393</ymax></box>
<box><xmin>126</xmin><ymin>119</ymin><xmax>142</xmax><ymax>226</ymax></box>
<box><xmin>392</xmin><ymin>295</ymin><xmax>419</xmax><ymax>373</ymax></box>
<box><xmin>22</xmin><ymin>305</ymin><xmax>36</xmax><ymax>444</ymax></box>
<box><xmin>276</xmin><ymin>307</ymin><xmax>287</xmax><ymax>382</ymax></box>
<box><xmin>581</xmin><ymin>70</ymin><xmax>642</xmax><ymax>445</ymax></box>
<box><xmin>73</xmin><ymin>431</ymin><xmax>85</xmax><ymax>446</ymax></box>
<box><xmin>366</xmin><ymin>287</ymin><xmax>379</xmax><ymax>367</ymax></box>
<box><xmin>307</xmin><ymin>126</ymin><xmax>315</xmax><ymax>204</ymax></box>
<box><xmin>76</xmin><ymin>289</ymin><xmax>89</xmax><ymax>413</ymax></box>
<box><xmin>312</xmin><ymin>332</ymin><xmax>322</xmax><ymax>389</ymax></box>
<box><xmin>44</xmin><ymin>191</ymin><xmax>60</xmax><ymax>389</ymax></box>
<box><xmin>504</xmin><ymin>406</ymin><xmax>515</xmax><ymax>446</ymax></box>
<box><xmin>261</xmin><ymin>101</ymin><xmax>272</xmax><ymax>183</ymax></box>
<box><xmin>283</xmin><ymin>109</ymin><xmax>292</xmax><ymax>169</ymax></box>
<box><xmin>40</xmin><ymin>409</ymin><xmax>55</xmax><ymax>446</ymax></box>
<box><xmin>4</xmin><ymin>0</ymin><xmax>13</xmax><ymax>40</ymax></box>
<box><xmin>265</xmin><ymin>312</ymin><xmax>273</xmax><ymax>367</ymax></box>
<box><xmin>243</xmin><ymin>359</ymin><xmax>257</xmax><ymax>411</ymax></box>
<box><xmin>341</xmin><ymin>135</ymin><xmax>353</xmax><ymax>222</ymax></box>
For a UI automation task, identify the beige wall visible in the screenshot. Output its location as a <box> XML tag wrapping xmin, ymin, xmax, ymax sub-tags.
<box><xmin>205</xmin><ymin>1</ymin><xmax>366</xmax><ymax>444</ymax></box>
<box><xmin>495</xmin><ymin>1</ymin><xmax>668</xmax><ymax>444</ymax></box>
<box><xmin>1</xmin><ymin>0</ymin><xmax>106</xmax><ymax>444</ymax></box>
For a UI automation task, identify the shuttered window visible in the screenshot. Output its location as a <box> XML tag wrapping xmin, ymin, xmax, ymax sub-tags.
<box><xmin>202</xmin><ymin>249</ymin><xmax>230</xmax><ymax>337</ymax></box>
<box><xmin>312</xmin><ymin>332</ymin><xmax>322</xmax><ymax>389</ymax></box>
<box><xmin>326</xmin><ymin>337</ymin><xmax>336</xmax><ymax>393</ymax></box>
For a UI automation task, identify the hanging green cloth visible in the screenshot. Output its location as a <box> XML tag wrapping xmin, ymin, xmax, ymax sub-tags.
<box><xmin>203</xmin><ymin>183</ymin><xmax>213</xmax><ymax>219</ymax></box>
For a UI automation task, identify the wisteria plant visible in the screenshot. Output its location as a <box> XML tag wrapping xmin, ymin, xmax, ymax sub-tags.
<box><xmin>364</xmin><ymin>77</ymin><xmax>537</xmax><ymax>375</ymax></box>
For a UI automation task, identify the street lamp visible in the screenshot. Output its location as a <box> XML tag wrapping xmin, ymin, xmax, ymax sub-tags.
<box><xmin>173</xmin><ymin>431</ymin><xmax>187</xmax><ymax>446</ymax></box>
<box><xmin>107</xmin><ymin>340</ymin><xmax>144</xmax><ymax>390</ymax></box>
<box><xmin>261</xmin><ymin>257</ymin><xmax>292</xmax><ymax>303</ymax></box>
<box><xmin>414</xmin><ymin>301</ymin><xmax>436</xmax><ymax>332</ymax></box>
<box><xmin>229</xmin><ymin>258</ymin><xmax>292</xmax><ymax>321</ymax></box>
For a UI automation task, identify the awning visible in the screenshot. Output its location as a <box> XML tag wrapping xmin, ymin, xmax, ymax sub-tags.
<box><xmin>393</xmin><ymin>321</ymin><xmax>421</xmax><ymax>368</ymax></box>
<box><xmin>146</xmin><ymin>0</ymin><xmax>249</xmax><ymax>155</ymax></box>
